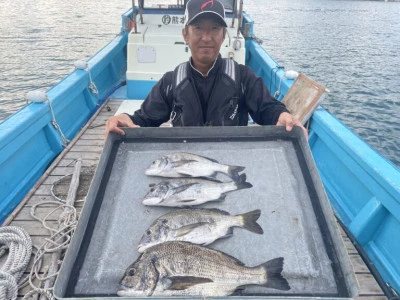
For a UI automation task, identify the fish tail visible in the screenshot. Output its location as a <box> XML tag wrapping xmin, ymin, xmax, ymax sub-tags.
<box><xmin>260</xmin><ymin>257</ymin><xmax>290</xmax><ymax>291</ymax></box>
<box><xmin>227</xmin><ymin>166</ymin><xmax>245</xmax><ymax>181</ymax></box>
<box><xmin>234</xmin><ymin>173</ymin><xmax>253</xmax><ymax>190</ymax></box>
<box><xmin>239</xmin><ymin>209</ymin><xmax>263</xmax><ymax>234</ymax></box>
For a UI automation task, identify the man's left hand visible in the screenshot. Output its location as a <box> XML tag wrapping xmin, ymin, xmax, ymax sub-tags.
<box><xmin>276</xmin><ymin>112</ymin><xmax>308</xmax><ymax>139</ymax></box>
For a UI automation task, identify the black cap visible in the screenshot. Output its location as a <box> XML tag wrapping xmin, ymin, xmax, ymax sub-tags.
<box><xmin>184</xmin><ymin>0</ymin><xmax>227</xmax><ymax>27</ymax></box>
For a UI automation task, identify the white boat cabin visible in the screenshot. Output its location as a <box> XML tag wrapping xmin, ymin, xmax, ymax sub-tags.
<box><xmin>126</xmin><ymin>0</ymin><xmax>246</xmax><ymax>98</ymax></box>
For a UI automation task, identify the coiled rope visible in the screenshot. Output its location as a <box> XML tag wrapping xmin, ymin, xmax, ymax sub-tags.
<box><xmin>0</xmin><ymin>226</ymin><xmax>32</xmax><ymax>300</ymax></box>
<box><xmin>0</xmin><ymin>159</ymin><xmax>83</xmax><ymax>300</ymax></box>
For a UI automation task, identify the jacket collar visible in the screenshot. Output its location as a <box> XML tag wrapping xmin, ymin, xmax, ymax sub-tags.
<box><xmin>189</xmin><ymin>55</ymin><xmax>222</xmax><ymax>78</ymax></box>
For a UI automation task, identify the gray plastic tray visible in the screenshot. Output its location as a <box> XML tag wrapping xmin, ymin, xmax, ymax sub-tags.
<box><xmin>54</xmin><ymin>126</ymin><xmax>358</xmax><ymax>299</ymax></box>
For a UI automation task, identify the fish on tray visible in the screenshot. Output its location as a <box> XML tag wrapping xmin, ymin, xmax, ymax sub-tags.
<box><xmin>145</xmin><ymin>152</ymin><xmax>245</xmax><ymax>180</ymax></box>
<box><xmin>118</xmin><ymin>241</ymin><xmax>290</xmax><ymax>297</ymax></box>
<box><xmin>142</xmin><ymin>173</ymin><xmax>252</xmax><ymax>207</ymax></box>
<box><xmin>137</xmin><ymin>208</ymin><xmax>263</xmax><ymax>252</ymax></box>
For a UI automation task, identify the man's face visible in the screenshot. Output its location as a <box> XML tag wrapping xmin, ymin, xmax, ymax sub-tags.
<box><xmin>183</xmin><ymin>17</ymin><xmax>226</xmax><ymax>67</ymax></box>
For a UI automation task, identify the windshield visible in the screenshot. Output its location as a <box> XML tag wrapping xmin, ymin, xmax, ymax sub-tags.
<box><xmin>141</xmin><ymin>0</ymin><xmax>235</xmax><ymax>12</ymax></box>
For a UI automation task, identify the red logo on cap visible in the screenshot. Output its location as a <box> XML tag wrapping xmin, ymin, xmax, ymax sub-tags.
<box><xmin>201</xmin><ymin>0</ymin><xmax>214</xmax><ymax>11</ymax></box>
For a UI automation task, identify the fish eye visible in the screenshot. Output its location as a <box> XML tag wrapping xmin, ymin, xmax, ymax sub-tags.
<box><xmin>146</xmin><ymin>230</ymin><xmax>151</xmax><ymax>235</ymax></box>
<box><xmin>162</xmin><ymin>219</ymin><xmax>168</xmax><ymax>224</ymax></box>
<box><xmin>128</xmin><ymin>268</ymin><xmax>136</xmax><ymax>276</ymax></box>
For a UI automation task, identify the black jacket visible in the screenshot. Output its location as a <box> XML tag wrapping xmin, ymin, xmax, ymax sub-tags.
<box><xmin>130</xmin><ymin>55</ymin><xmax>288</xmax><ymax>127</ymax></box>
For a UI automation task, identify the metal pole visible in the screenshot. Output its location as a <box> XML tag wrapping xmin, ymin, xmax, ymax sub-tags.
<box><xmin>132</xmin><ymin>0</ymin><xmax>137</xmax><ymax>33</ymax></box>
<box><xmin>231</xmin><ymin>0</ymin><xmax>238</xmax><ymax>28</ymax></box>
<box><xmin>236</xmin><ymin>0</ymin><xmax>243</xmax><ymax>38</ymax></box>
<box><xmin>139</xmin><ymin>0</ymin><xmax>144</xmax><ymax>24</ymax></box>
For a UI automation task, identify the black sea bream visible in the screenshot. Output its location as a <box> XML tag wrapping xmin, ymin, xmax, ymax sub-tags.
<box><xmin>142</xmin><ymin>173</ymin><xmax>252</xmax><ymax>207</ymax></box>
<box><xmin>118</xmin><ymin>241</ymin><xmax>290</xmax><ymax>297</ymax></box>
<box><xmin>137</xmin><ymin>208</ymin><xmax>263</xmax><ymax>252</ymax></box>
<box><xmin>145</xmin><ymin>152</ymin><xmax>245</xmax><ymax>180</ymax></box>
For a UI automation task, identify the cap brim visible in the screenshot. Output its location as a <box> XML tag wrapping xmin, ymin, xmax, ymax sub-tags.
<box><xmin>187</xmin><ymin>12</ymin><xmax>227</xmax><ymax>27</ymax></box>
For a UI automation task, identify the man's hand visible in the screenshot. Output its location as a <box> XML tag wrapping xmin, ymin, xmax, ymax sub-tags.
<box><xmin>276</xmin><ymin>112</ymin><xmax>308</xmax><ymax>139</ymax></box>
<box><xmin>104</xmin><ymin>114</ymin><xmax>139</xmax><ymax>139</ymax></box>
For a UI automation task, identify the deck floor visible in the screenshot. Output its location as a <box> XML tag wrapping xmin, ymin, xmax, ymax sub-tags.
<box><xmin>5</xmin><ymin>99</ymin><xmax>387</xmax><ymax>299</ymax></box>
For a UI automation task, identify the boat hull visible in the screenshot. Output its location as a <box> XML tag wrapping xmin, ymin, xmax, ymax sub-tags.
<box><xmin>0</xmin><ymin>6</ymin><xmax>398</xmax><ymax>296</ymax></box>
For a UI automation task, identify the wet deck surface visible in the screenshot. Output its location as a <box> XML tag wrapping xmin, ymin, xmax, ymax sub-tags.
<box><xmin>6</xmin><ymin>99</ymin><xmax>387</xmax><ymax>299</ymax></box>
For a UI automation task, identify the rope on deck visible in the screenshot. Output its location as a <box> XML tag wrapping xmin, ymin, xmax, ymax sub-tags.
<box><xmin>22</xmin><ymin>202</ymin><xmax>78</xmax><ymax>300</ymax></box>
<box><xmin>23</xmin><ymin>160</ymin><xmax>81</xmax><ymax>300</ymax></box>
<box><xmin>0</xmin><ymin>226</ymin><xmax>32</xmax><ymax>300</ymax></box>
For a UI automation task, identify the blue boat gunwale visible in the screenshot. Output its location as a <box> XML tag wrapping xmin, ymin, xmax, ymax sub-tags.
<box><xmin>309</xmin><ymin>108</ymin><xmax>400</xmax><ymax>295</ymax></box>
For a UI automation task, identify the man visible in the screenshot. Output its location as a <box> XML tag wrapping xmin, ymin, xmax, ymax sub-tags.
<box><xmin>105</xmin><ymin>0</ymin><xmax>307</xmax><ymax>138</ymax></box>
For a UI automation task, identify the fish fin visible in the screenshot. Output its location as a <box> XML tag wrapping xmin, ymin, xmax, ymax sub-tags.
<box><xmin>217</xmin><ymin>194</ymin><xmax>227</xmax><ymax>202</ymax></box>
<box><xmin>198</xmin><ymin>176</ymin><xmax>223</xmax><ymax>183</ymax></box>
<box><xmin>178</xmin><ymin>193</ymin><xmax>225</xmax><ymax>204</ymax></box>
<box><xmin>260</xmin><ymin>257</ymin><xmax>290</xmax><ymax>291</ymax></box>
<box><xmin>209</xmin><ymin>172</ymin><xmax>219</xmax><ymax>180</ymax></box>
<box><xmin>239</xmin><ymin>209</ymin><xmax>264</xmax><ymax>234</ymax></box>
<box><xmin>174</xmin><ymin>222</ymin><xmax>210</xmax><ymax>237</ymax></box>
<box><xmin>207</xmin><ymin>208</ymin><xmax>230</xmax><ymax>215</ymax></box>
<box><xmin>165</xmin><ymin>276</ymin><xmax>213</xmax><ymax>290</ymax></box>
<box><xmin>172</xmin><ymin>159</ymin><xmax>197</xmax><ymax>168</ymax></box>
<box><xmin>234</xmin><ymin>173</ymin><xmax>253</xmax><ymax>190</ymax></box>
<box><xmin>228</xmin><ymin>166</ymin><xmax>246</xmax><ymax>181</ymax></box>
<box><xmin>193</xmin><ymin>153</ymin><xmax>219</xmax><ymax>163</ymax></box>
<box><xmin>220</xmin><ymin>229</ymin><xmax>234</xmax><ymax>239</ymax></box>
<box><xmin>171</xmin><ymin>183</ymin><xmax>198</xmax><ymax>195</ymax></box>
<box><xmin>230</xmin><ymin>287</ymin><xmax>245</xmax><ymax>295</ymax></box>
<box><xmin>201</xmin><ymin>229</ymin><xmax>233</xmax><ymax>246</ymax></box>
<box><xmin>177</xmin><ymin>199</ymin><xmax>198</xmax><ymax>205</ymax></box>
<box><xmin>175</xmin><ymin>171</ymin><xmax>197</xmax><ymax>177</ymax></box>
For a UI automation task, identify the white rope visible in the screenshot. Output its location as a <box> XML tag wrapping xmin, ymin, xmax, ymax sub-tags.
<box><xmin>26</xmin><ymin>159</ymin><xmax>81</xmax><ymax>299</ymax></box>
<box><xmin>22</xmin><ymin>202</ymin><xmax>78</xmax><ymax>300</ymax></box>
<box><xmin>0</xmin><ymin>226</ymin><xmax>32</xmax><ymax>300</ymax></box>
<box><xmin>26</xmin><ymin>90</ymin><xmax>70</xmax><ymax>147</ymax></box>
<box><xmin>74</xmin><ymin>60</ymin><xmax>98</xmax><ymax>95</ymax></box>
<box><xmin>15</xmin><ymin>159</ymin><xmax>82</xmax><ymax>299</ymax></box>
<box><xmin>50</xmin><ymin>161</ymin><xmax>95</xmax><ymax>204</ymax></box>
<box><xmin>47</xmin><ymin>99</ymin><xmax>70</xmax><ymax>147</ymax></box>
<box><xmin>87</xmin><ymin>65</ymin><xmax>98</xmax><ymax>95</ymax></box>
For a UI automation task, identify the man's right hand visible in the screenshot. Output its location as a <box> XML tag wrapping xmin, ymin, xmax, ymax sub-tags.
<box><xmin>104</xmin><ymin>114</ymin><xmax>139</xmax><ymax>139</ymax></box>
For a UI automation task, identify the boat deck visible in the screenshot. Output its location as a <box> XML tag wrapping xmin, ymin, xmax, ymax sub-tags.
<box><xmin>5</xmin><ymin>99</ymin><xmax>387</xmax><ymax>299</ymax></box>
